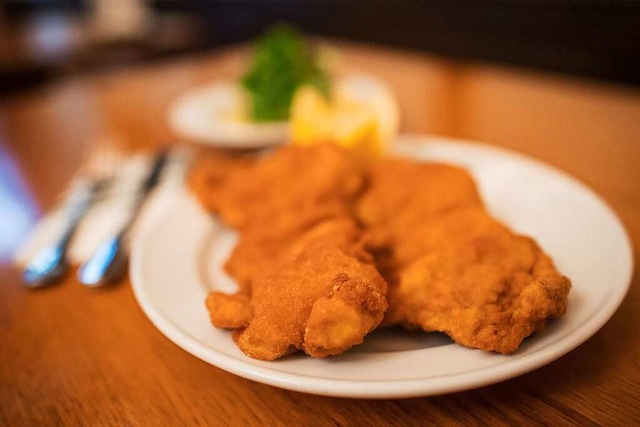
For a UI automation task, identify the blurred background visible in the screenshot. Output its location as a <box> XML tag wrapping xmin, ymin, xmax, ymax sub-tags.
<box><xmin>1</xmin><ymin>0</ymin><xmax>639</xmax><ymax>98</ymax></box>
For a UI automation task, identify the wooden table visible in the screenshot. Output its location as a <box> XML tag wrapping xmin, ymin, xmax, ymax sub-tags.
<box><xmin>1</xmin><ymin>42</ymin><xmax>639</xmax><ymax>425</ymax></box>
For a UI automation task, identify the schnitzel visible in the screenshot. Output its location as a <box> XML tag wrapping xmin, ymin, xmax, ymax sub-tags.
<box><xmin>193</xmin><ymin>144</ymin><xmax>387</xmax><ymax>360</ymax></box>
<box><xmin>356</xmin><ymin>158</ymin><xmax>483</xmax><ymax>280</ymax></box>
<box><xmin>383</xmin><ymin>207</ymin><xmax>571</xmax><ymax>354</ymax></box>
<box><xmin>191</xmin><ymin>142</ymin><xmax>367</xmax><ymax>295</ymax></box>
<box><xmin>207</xmin><ymin>218</ymin><xmax>387</xmax><ymax>360</ymax></box>
<box><xmin>190</xmin><ymin>143</ymin><xmax>364</xmax><ymax>230</ymax></box>
<box><xmin>356</xmin><ymin>157</ymin><xmax>570</xmax><ymax>353</ymax></box>
<box><xmin>193</xmin><ymin>145</ymin><xmax>570</xmax><ymax>359</ymax></box>
<box><xmin>224</xmin><ymin>201</ymin><xmax>351</xmax><ymax>290</ymax></box>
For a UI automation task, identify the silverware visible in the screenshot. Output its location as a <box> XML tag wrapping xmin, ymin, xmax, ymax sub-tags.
<box><xmin>77</xmin><ymin>149</ymin><xmax>170</xmax><ymax>287</ymax></box>
<box><xmin>23</xmin><ymin>142</ymin><xmax>122</xmax><ymax>288</ymax></box>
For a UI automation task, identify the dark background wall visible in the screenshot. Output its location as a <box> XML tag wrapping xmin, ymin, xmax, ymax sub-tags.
<box><xmin>2</xmin><ymin>0</ymin><xmax>639</xmax><ymax>96</ymax></box>
<box><xmin>198</xmin><ymin>0</ymin><xmax>640</xmax><ymax>86</ymax></box>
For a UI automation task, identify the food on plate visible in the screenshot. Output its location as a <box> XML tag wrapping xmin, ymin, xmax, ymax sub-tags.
<box><xmin>188</xmin><ymin>152</ymin><xmax>252</xmax><ymax>215</ymax></box>
<box><xmin>290</xmin><ymin>76</ymin><xmax>399</xmax><ymax>158</ymax></box>
<box><xmin>206</xmin><ymin>292</ymin><xmax>252</xmax><ymax>329</ymax></box>
<box><xmin>189</xmin><ymin>143</ymin><xmax>364</xmax><ymax>230</ymax></box>
<box><xmin>191</xmin><ymin>143</ymin><xmax>388</xmax><ymax>360</ymax></box>
<box><xmin>357</xmin><ymin>158</ymin><xmax>483</xmax><ymax>237</ymax></box>
<box><xmin>207</xmin><ymin>218</ymin><xmax>387</xmax><ymax>360</ymax></box>
<box><xmin>170</xmin><ymin>24</ymin><xmax>399</xmax><ymax>150</ymax></box>
<box><xmin>240</xmin><ymin>25</ymin><xmax>329</xmax><ymax>122</ymax></box>
<box><xmin>224</xmin><ymin>202</ymin><xmax>352</xmax><ymax>290</ymax></box>
<box><xmin>191</xmin><ymin>143</ymin><xmax>570</xmax><ymax>360</ymax></box>
<box><xmin>356</xmin><ymin>157</ymin><xmax>570</xmax><ymax>352</ymax></box>
<box><xmin>383</xmin><ymin>207</ymin><xmax>571</xmax><ymax>353</ymax></box>
<box><xmin>241</xmin><ymin>25</ymin><xmax>398</xmax><ymax>154</ymax></box>
<box><xmin>356</xmin><ymin>157</ymin><xmax>483</xmax><ymax>280</ymax></box>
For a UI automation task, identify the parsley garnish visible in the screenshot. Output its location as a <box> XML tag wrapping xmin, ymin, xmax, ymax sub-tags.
<box><xmin>241</xmin><ymin>25</ymin><xmax>329</xmax><ymax>122</ymax></box>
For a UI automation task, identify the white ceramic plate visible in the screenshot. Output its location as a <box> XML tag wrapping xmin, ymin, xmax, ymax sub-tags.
<box><xmin>168</xmin><ymin>81</ymin><xmax>290</xmax><ymax>149</ymax></box>
<box><xmin>130</xmin><ymin>135</ymin><xmax>633</xmax><ymax>398</ymax></box>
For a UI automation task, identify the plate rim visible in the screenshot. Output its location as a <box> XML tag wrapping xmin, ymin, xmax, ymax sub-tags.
<box><xmin>130</xmin><ymin>135</ymin><xmax>634</xmax><ymax>398</ymax></box>
<box><xmin>167</xmin><ymin>81</ymin><xmax>290</xmax><ymax>149</ymax></box>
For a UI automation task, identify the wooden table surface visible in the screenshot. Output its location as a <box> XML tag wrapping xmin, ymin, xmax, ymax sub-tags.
<box><xmin>1</xmin><ymin>42</ymin><xmax>639</xmax><ymax>425</ymax></box>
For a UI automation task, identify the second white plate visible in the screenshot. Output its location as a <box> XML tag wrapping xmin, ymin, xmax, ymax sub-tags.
<box><xmin>130</xmin><ymin>135</ymin><xmax>633</xmax><ymax>398</ymax></box>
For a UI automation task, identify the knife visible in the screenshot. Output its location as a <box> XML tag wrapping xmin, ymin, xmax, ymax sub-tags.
<box><xmin>77</xmin><ymin>149</ymin><xmax>169</xmax><ymax>287</ymax></box>
<box><xmin>22</xmin><ymin>181</ymin><xmax>100</xmax><ymax>287</ymax></box>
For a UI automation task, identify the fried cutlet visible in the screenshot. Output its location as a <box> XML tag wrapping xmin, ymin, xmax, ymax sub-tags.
<box><xmin>206</xmin><ymin>218</ymin><xmax>388</xmax><ymax>360</ymax></box>
<box><xmin>357</xmin><ymin>157</ymin><xmax>570</xmax><ymax>353</ymax></box>
<box><xmin>197</xmin><ymin>147</ymin><xmax>570</xmax><ymax>358</ymax></box>
<box><xmin>224</xmin><ymin>201</ymin><xmax>352</xmax><ymax>291</ymax></box>
<box><xmin>356</xmin><ymin>157</ymin><xmax>483</xmax><ymax>280</ymax></box>
<box><xmin>384</xmin><ymin>207</ymin><xmax>571</xmax><ymax>354</ymax></box>
<box><xmin>191</xmin><ymin>143</ymin><xmax>367</xmax><ymax>295</ymax></box>
<box><xmin>357</xmin><ymin>157</ymin><xmax>483</xmax><ymax>237</ymax></box>
<box><xmin>189</xmin><ymin>152</ymin><xmax>253</xmax><ymax>215</ymax></box>
<box><xmin>190</xmin><ymin>143</ymin><xmax>364</xmax><ymax>230</ymax></box>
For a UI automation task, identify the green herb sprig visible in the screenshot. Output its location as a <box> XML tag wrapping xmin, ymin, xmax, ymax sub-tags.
<box><xmin>241</xmin><ymin>25</ymin><xmax>329</xmax><ymax>122</ymax></box>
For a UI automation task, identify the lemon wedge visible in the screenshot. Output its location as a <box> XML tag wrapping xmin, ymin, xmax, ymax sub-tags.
<box><xmin>290</xmin><ymin>86</ymin><xmax>333</xmax><ymax>145</ymax></box>
<box><xmin>290</xmin><ymin>74</ymin><xmax>398</xmax><ymax>158</ymax></box>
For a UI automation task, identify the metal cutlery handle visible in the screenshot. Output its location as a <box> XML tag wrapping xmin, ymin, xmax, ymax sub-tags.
<box><xmin>22</xmin><ymin>181</ymin><xmax>98</xmax><ymax>287</ymax></box>
<box><xmin>123</xmin><ymin>148</ymin><xmax>169</xmax><ymax>230</ymax></box>
<box><xmin>78</xmin><ymin>150</ymin><xmax>169</xmax><ymax>287</ymax></box>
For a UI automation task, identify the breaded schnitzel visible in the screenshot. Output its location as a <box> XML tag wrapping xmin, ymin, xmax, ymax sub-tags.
<box><xmin>195</xmin><ymin>147</ymin><xmax>570</xmax><ymax>358</ymax></box>
<box><xmin>207</xmin><ymin>218</ymin><xmax>388</xmax><ymax>360</ymax></box>
<box><xmin>357</xmin><ymin>158</ymin><xmax>483</xmax><ymax>238</ymax></box>
<box><xmin>195</xmin><ymin>144</ymin><xmax>386</xmax><ymax>360</ymax></box>
<box><xmin>224</xmin><ymin>201</ymin><xmax>351</xmax><ymax>290</ymax></box>
<box><xmin>384</xmin><ymin>207</ymin><xmax>571</xmax><ymax>353</ymax></box>
<box><xmin>190</xmin><ymin>143</ymin><xmax>364</xmax><ymax>230</ymax></box>
<box><xmin>356</xmin><ymin>157</ymin><xmax>483</xmax><ymax>281</ymax></box>
<box><xmin>356</xmin><ymin>157</ymin><xmax>570</xmax><ymax>353</ymax></box>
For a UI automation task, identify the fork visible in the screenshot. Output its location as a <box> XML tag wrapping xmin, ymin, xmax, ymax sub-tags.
<box><xmin>22</xmin><ymin>139</ymin><xmax>123</xmax><ymax>288</ymax></box>
<box><xmin>77</xmin><ymin>148</ymin><xmax>170</xmax><ymax>287</ymax></box>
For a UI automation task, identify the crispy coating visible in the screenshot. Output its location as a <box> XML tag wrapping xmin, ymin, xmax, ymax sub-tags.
<box><xmin>196</xmin><ymin>144</ymin><xmax>386</xmax><ymax>360</ymax></box>
<box><xmin>208</xmin><ymin>218</ymin><xmax>388</xmax><ymax>360</ymax></box>
<box><xmin>358</xmin><ymin>157</ymin><xmax>570</xmax><ymax>353</ymax></box>
<box><xmin>224</xmin><ymin>201</ymin><xmax>351</xmax><ymax>291</ymax></box>
<box><xmin>191</xmin><ymin>143</ymin><xmax>367</xmax><ymax>294</ymax></box>
<box><xmin>189</xmin><ymin>153</ymin><xmax>253</xmax><ymax>214</ymax></box>
<box><xmin>356</xmin><ymin>157</ymin><xmax>483</xmax><ymax>280</ymax></box>
<box><xmin>387</xmin><ymin>201</ymin><xmax>503</xmax><ymax>274</ymax></box>
<box><xmin>206</xmin><ymin>292</ymin><xmax>252</xmax><ymax>329</ymax></box>
<box><xmin>198</xmin><ymin>148</ymin><xmax>571</xmax><ymax>358</ymax></box>
<box><xmin>190</xmin><ymin>143</ymin><xmax>364</xmax><ymax>229</ymax></box>
<box><xmin>357</xmin><ymin>157</ymin><xmax>483</xmax><ymax>248</ymax></box>
<box><xmin>385</xmin><ymin>207</ymin><xmax>571</xmax><ymax>354</ymax></box>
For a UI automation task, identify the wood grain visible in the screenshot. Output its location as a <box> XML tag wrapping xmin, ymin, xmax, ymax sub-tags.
<box><xmin>1</xmin><ymin>42</ymin><xmax>639</xmax><ymax>425</ymax></box>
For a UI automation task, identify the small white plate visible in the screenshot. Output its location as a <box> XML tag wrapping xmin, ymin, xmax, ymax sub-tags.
<box><xmin>168</xmin><ymin>82</ymin><xmax>290</xmax><ymax>149</ymax></box>
<box><xmin>167</xmin><ymin>74</ymin><xmax>399</xmax><ymax>149</ymax></box>
<box><xmin>130</xmin><ymin>135</ymin><xmax>633</xmax><ymax>398</ymax></box>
